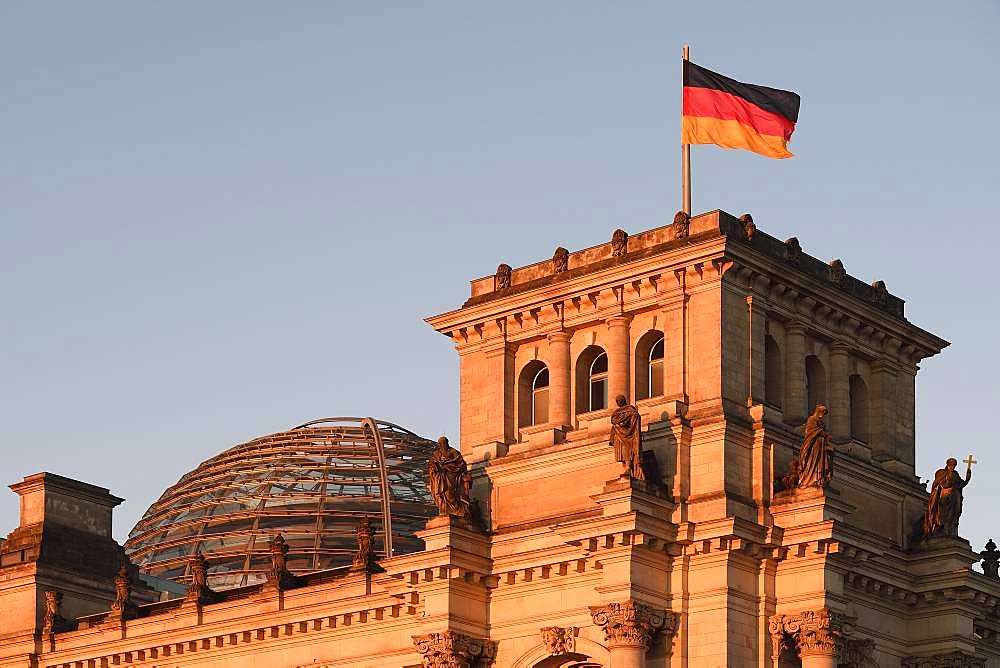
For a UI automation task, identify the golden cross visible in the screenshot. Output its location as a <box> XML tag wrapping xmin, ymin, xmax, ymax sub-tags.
<box><xmin>963</xmin><ymin>454</ymin><xmax>977</xmax><ymax>468</ymax></box>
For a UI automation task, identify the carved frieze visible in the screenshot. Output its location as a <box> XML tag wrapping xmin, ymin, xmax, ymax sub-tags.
<box><xmin>589</xmin><ymin>600</ymin><xmax>677</xmax><ymax>650</ymax></box>
<box><xmin>494</xmin><ymin>263</ymin><xmax>512</xmax><ymax>290</ymax></box>
<box><xmin>412</xmin><ymin>631</ymin><xmax>496</xmax><ymax>668</ymax></box>
<box><xmin>672</xmin><ymin>211</ymin><xmax>690</xmax><ymax>240</ymax></box>
<box><xmin>611</xmin><ymin>229</ymin><xmax>628</xmax><ymax>257</ymax></box>
<box><xmin>552</xmin><ymin>247</ymin><xmax>569</xmax><ymax>274</ymax></box>
<box><xmin>540</xmin><ymin>626</ymin><xmax>577</xmax><ymax>655</ymax></box>
<box><xmin>902</xmin><ymin>652</ymin><xmax>986</xmax><ymax>668</ymax></box>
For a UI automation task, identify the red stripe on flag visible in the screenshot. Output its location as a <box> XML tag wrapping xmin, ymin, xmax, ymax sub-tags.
<box><xmin>683</xmin><ymin>86</ymin><xmax>796</xmax><ymax>141</ymax></box>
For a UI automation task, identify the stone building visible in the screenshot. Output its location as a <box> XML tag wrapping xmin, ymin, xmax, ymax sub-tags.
<box><xmin>2</xmin><ymin>210</ymin><xmax>998</xmax><ymax>667</ymax></box>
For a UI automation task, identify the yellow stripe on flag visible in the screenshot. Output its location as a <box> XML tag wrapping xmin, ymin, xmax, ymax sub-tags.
<box><xmin>682</xmin><ymin>115</ymin><xmax>793</xmax><ymax>159</ymax></box>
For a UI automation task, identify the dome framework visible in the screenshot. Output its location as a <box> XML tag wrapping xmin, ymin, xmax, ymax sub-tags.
<box><xmin>126</xmin><ymin>417</ymin><xmax>437</xmax><ymax>590</ymax></box>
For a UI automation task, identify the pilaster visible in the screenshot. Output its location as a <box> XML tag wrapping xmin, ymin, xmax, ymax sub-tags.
<box><xmin>870</xmin><ymin>360</ymin><xmax>898</xmax><ymax>462</ymax></box>
<box><xmin>828</xmin><ymin>342</ymin><xmax>850</xmax><ymax>443</ymax></box>
<box><xmin>784</xmin><ymin>324</ymin><xmax>807</xmax><ymax>425</ymax></box>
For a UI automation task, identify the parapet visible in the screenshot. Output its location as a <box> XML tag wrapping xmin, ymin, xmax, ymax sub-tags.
<box><xmin>465</xmin><ymin>210</ymin><xmax>906</xmax><ymax>319</ymax></box>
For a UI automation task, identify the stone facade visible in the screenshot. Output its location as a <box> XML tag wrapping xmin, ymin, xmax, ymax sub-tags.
<box><xmin>2</xmin><ymin>210</ymin><xmax>999</xmax><ymax>667</ymax></box>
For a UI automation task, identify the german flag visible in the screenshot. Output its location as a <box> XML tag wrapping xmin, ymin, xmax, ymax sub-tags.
<box><xmin>682</xmin><ymin>61</ymin><xmax>800</xmax><ymax>159</ymax></box>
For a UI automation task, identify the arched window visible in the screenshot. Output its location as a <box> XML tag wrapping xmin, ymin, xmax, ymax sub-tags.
<box><xmin>589</xmin><ymin>352</ymin><xmax>608</xmax><ymax>412</ymax></box>
<box><xmin>849</xmin><ymin>374</ymin><xmax>869</xmax><ymax>442</ymax></box>
<box><xmin>805</xmin><ymin>355</ymin><xmax>827</xmax><ymax>412</ymax></box>
<box><xmin>634</xmin><ymin>331</ymin><xmax>664</xmax><ymax>400</ymax></box>
<box><xmin>764</xmin><ymin>335</ymin><xmax>783</xmax><ymax>408</ymax></box>
<box><xmin>517</xmin><ymin>361</ymin><xmax>549</xmax><ymax>428</ymax></box>
<box><xmin>575</xmin><ymin>346</ymin><xmax>608</xmax><ymax>414</ymax></box>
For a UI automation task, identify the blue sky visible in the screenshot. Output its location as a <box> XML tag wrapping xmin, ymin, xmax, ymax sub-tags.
<box><xmin>2</xmin><ymin>2</ymin><xmax>998</xmax><ymax>546</ymax></box>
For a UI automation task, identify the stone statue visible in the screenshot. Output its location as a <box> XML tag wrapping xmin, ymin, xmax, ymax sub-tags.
<box><xmin>871</xmin><ymin>280</ymin><xmax>888</xmax><ymax>306</ymax></box>
<box><xmin>495</xmin><ymin>263</ymin><xmax>512</xmax><ymax>290</ymax></box>
<box><xmin>981</xmin><ymin>539</ymin><xmax>1000</xmax><ymax>579</ymax></box>
<box><xmin>784</xmin><ymin>237</ymin><xmax>802</xmax><ymax>266</ymax></box>
<box><xmin>43</xmin><ymin>590</ymin><xmax>63</xmax><ymax>634</ymax></box>
<box><xmin>672</xmin><ymin>211</ymin><xmax>690</xmax><ymax>240</ymax></box>
<box><xmin>739</xmin><ymin>213</ymin><xmax>755</xmax><ymax>241</ymax></box>
<box><xmin>611</xmin><ymin>229</ymin><xmax>628</xmax><ymax>257</ymax></box>
<box><xmin>353</xmin><ymin>515</ymin><xmax>374</xmax><ymax>569</ymax></box>
<box><xmin>924</xmin><ymin>457</ymin><xmax>972</xmax><ymax>538</ymax></box>
<box><xmin>269</xmin><ymin>534</ymin><xmax>289</xmax><ymax>579</ymax></box>
<box><xmin>428</xmin><ymin>436</ymin><xmax>472</xmax><ymax>519</ymax></box>
<box><xmin>111</xmin><ymin>564</ymin><xmax>130</xmax><ymax>612</ymax></box>
<box><xmin>189</xmin><ymin>552</ymin><xmax>208</xmax><ymax>592</ymax></box>
<box><xmin>797</xmin><ymin>404</ymin><xmax>833</xmax><ymax>488</ymax></box>
<box><xmin>609</xmin><ymin>395</ymin><xmax>645</xmax><ymax>480</ymax></box>
<box><xmin>552</xmin><ymin>246</ymin><xmax>569</xmax><ymax>273</ymax></box>
<box><xmin>829</xmin><ymin>259</ymin><xmax>847</xmax><ymax>286</ymax></box>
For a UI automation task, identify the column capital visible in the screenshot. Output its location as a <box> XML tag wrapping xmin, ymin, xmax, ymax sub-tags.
<box><xmin>769</xmin><ymin>608</ymin><xmax>850</xmax><ymax>661</ymax></box>
<box><xmin>412</xmin><ymin>631</ymin><xmax>496</xmax><ymax>668</ymax></box>
<box><xmin>589</xmin><ymin>599</ymin><xmax>678</xmax><ymax>650</ymax></box>
<box><xmin>605</xmin><ymin>314</ymin><xmax>633</xmax><ymax>328</ymax></box>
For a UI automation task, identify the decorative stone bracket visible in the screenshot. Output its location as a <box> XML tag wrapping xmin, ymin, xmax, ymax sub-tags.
<box><xmin>412</xmin><ymin>631</ymin><xmax>496</xmax><ymax>668</ymax></box>
<box><xmin>589</xmin><ymin>599</ymin><xmax>678</xmax><ymax>651</ymax></box>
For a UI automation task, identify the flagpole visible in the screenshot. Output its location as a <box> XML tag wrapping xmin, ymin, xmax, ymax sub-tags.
<box><xmin>681</xmin><ymin>45</ymin><xmax>691</xmax><ymax>215</ymax></box>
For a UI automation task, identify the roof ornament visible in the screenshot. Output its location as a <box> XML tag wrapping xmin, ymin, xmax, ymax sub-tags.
<box><xmin>871</xmin><ymin>280</ymin><xmax>888</xmax><ymax>306</ymax></box>
<box><xmin>738</xmin><ymin>213</ymin><xmax>755</xmax><ymax>241</ymax></box>
<box><xmin>829</xmin><ymin>259</ymin><xmax>847</xmax><ymax>286</ymax></box>
<box><xmin>784</xmin><ymin>237</ymin><xmax>802</xmax><ymax>266</ymax></box>
<box><xmin>494</xmin><ymin>263</ymin><xmax>512</xmax><ymax>290</ymax></box>
<box><xmin>672</xmin><ymin>211</ymin><xmax>690</xmax><ymax>240</ymax></box>
<box><xmin>552</xmin><ymin>246</ymin><xmax>569</xmax><ymax>274</ymax></box>
<box><xmin>611</xmin><ymin>229</ymin><xmax>628</xmax><ymax>257</ymax></box>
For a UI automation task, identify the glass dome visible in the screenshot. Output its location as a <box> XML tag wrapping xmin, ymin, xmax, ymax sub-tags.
<box><xmin>125</xmin><ymin>417</ymin><xmax>437</xmax><ymax>590</ymax></box>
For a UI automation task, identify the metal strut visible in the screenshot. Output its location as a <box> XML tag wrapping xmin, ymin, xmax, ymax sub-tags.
<box><xmin>361</xmin><ymin>417</ymin><xmax>394</xmax><ymax>558</ymax></box>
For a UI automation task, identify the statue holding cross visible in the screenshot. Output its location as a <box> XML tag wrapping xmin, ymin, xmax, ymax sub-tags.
<box><xmin>923</xmin><ymin>455</ymin><xmax>974</xmax><ymax>539</ymax></box>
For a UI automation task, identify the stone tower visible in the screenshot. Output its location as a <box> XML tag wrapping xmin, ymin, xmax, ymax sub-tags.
<box><xmin>427</xmin><ymin>210</ymin><xmax>1000</xmax><ymax>666</ymax></box>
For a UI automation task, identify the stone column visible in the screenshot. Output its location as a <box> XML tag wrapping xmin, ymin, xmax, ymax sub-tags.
<box><xmin>784</xmin><ymin>323</ymin><xmax>807</xmax><ymax>425</ymax></box>
<box><xmin>590</xmin><ymin>600</ymin><xmax>676</xmax><ymax>668</ymax></box>
<box><xmin>661</xmin><ymin>295</ymin><xmax>687</xmax><ymax>404</ymax></box>
<box><xmin>606</xmin><ymin>316</ymin><xmax>632</xmax><ymax>404</ymax></box>
<box><xmin>828</xmin><ymin>342</ymin><xmax>850</xmax><ymax>443</ymax></box>
<box><xmin>547</xmin><ymin>331</ymin><xmax>573</xmax><ymax>429</ymax></box>
<box><xmin>870</xmin><ymin>360</ymin><xmax>898</xmax><ymax>461</ymax></box>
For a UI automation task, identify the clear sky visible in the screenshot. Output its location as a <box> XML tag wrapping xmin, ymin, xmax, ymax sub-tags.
<box><xmin>2</xmin><ymin>2</ymin><xmax>998</xmax><ymax>548</ymax></box>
